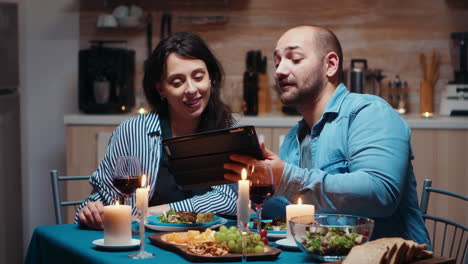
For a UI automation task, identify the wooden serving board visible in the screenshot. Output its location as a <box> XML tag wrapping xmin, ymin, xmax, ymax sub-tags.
<box><xmin>149</xmin><ymin>232</ymin><xmax>282</xmax><ymax>262</ymax></box>
<box><xmin>327</xmin><ymin>256</ymin><xmax>456</xmax><ymax>264</ymax></box>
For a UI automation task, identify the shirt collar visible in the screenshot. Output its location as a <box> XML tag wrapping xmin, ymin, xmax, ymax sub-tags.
<box><xmin>323</xmin><ymin>83</ymin><xmax>349</xmax><ymax>115</ymax></box>
<box><xmin>144</xmin><ymin>111</ymin><xmax>162</xmax><ymax>137</ymax></box>
<box><xmin>297</xmin><ymin>83</ymin><xmax>349</xmax><ymax>135</ymax></box>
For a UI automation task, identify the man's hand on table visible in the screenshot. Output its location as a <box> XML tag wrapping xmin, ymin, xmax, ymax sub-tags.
<box><xmin>78</xmin><ymin>201</ymin><xmax>104</xmax><ymax>230</ymax></box>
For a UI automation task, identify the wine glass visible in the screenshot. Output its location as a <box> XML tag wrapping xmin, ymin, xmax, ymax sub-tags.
<box><xmin>249</xmin><ymin>162</ymin><xmax>274</xmax><ymax>232</ymax></box>
<box><xmin>113</xmin><ymin>156</ymin><xmax>142</xmax><ymax>205</ymax></box>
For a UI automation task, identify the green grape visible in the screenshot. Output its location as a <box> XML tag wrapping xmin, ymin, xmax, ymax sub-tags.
<box><xmin>227</xmin><ymin>240</ymin><xmax>237</xmax><ymax>250</ymax></box>
<box><xmin>235</xmin><ymin>230</ymin><xmax>241</xmax><ymax>238</ymax></box>
<box><xmin>216</xmin><ymin>232</ymin><xmax>226</xmax><ymax>242</ymax></box>
<box><xmin>258</xmin><ymin>241</ymin><xmax>265</xmax><ymax>247</ymax></box>
<box><xmin>254</xmin><ymin>245</ymin><xmax>264</xmax><ymax>253</ymax></box>
<box><xmin>235</xmin><ymin>244</ymin><xmax>243</xmax><ymax>254</ymax></box>
<box><xmin>252</xmin><ymin>233</ymin><xmax>261</xmax><ymax>242</ymax></box>
<box><xmin>227</xmin><ymin>233</ymin><xmax>237</xmax><ymax>241</ymax></box>
<box><xmin>247</xmin><ymin>246</ymin><xmax>254</xmax><ymax>254</ymax></box>
<box><xmin>219</xmin><ymin>225</ymin><xmax>228</xmax><ymax>232</ymax></box>
<box><xmin>229</xmin><ymin>226</ymin><xmax>238</xmax><ymax>233</ymax></box>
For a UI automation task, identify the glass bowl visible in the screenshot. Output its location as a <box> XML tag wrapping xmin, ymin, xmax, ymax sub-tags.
<box><xmin>290</xmin><ymin>214</ymin><xmax>374</xmax><ymax>262</ymax></box>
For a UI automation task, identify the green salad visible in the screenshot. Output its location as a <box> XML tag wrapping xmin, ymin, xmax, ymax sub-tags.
<box><xmin>157</xmin><ymin>208</ymin><xmax>190</xmax><ymax>224</ymax></box>
<box><xmin>301</xmin><ymin>226</ymin><xmax>366</xmax><ymax>256</ymax></box>
<box><xmin>157</xmin><ymin>208</ymin><xmax>214</xmax><ymax>224</ymax></box>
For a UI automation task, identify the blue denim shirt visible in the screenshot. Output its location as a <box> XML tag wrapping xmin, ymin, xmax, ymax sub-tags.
<box><xmin>275</xmin><ymin>83</ymin><xmax>430</xmax><ymax>245</ymax></box>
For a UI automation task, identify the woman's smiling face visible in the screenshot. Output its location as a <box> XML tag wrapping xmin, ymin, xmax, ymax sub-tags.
<box><xmin>158</xmin><ymin>53</ymin><xmax>211</xmax><ymax>122</ymax></box>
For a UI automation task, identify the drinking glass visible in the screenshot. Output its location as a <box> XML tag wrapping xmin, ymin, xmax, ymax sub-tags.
<box><xmin>113</xmin><ymin>156</ymin><xmax>142</xmax><ymax>205</ymax></box>
<box><xmin>249</xmin><ymin>163</ymin><xmax>274</xmax><ymax>231</ymax></box>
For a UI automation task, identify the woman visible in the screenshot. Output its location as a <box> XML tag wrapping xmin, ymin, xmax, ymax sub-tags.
<box><xmin>77</xmin><ymin>32</ymin><xmax>237</xmax><ymax>229</ymax></box>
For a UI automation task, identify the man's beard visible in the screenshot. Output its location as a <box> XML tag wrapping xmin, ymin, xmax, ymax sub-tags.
<box><xmin>279</xmin><ymin>69</ymin><xmax>325</xmax><ymax>109</ymax></box>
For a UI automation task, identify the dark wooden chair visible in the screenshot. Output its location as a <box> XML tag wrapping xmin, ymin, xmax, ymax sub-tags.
<box><xmin>420</xmin><ymin>179</ymin><xmax>467</xmax><ymax>264</ymax></box>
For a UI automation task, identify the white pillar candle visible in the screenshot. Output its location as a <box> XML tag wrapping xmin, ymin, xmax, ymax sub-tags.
<box><xmin>286</xmin><ymin>197</ymin><xmax>315</xmax><ymax>242</ymax></box>
<box><xmin>237</xmin><ymin>168</ymin><xmax>250</xmax><ymax>232</ymax></box>
<box><xmin>136</xmin><ymin>174</ymin><xmax>149</xmax><ymax>216</ymax></box>
<box><xmin>103</xmin><ymin>201</ymin><xmax>132</xmax><ymax>246</ymax></box>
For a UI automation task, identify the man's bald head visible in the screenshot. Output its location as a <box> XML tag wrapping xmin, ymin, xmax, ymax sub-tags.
<box><xmin>277</xmin><ymin>25</ymin><xmax>343</xmax><ymax>80</ymax></box>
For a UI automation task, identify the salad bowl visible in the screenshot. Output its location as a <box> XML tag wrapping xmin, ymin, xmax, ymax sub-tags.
<box><xmin>290</xmin><ymin>214</ymin><xmax>374</xmax><ymax>262</ymax></box>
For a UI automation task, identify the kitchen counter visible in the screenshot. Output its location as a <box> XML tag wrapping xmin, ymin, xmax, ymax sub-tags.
<box><xmin>64</xmin><ymin>113</ymin><xmax>468</xmax><ymax>129</ymax></box>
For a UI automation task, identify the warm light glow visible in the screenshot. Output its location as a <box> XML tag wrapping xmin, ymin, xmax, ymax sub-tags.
<box><xmin>421</xmin><ymin>112</ymin><xmax>433</xmax><ymax>118</ymax></box>
<box><xmin>241</xmin><ymin>168</ymin><xmax>247</xmax><ymax>181</ymax></box>
<box><xmin>138</xmin><ymin>107</ymin><xmax>146</xmax><ymax>114</ymax></box>
<box><xmin>141</xmin><ymin>174</ymin><xmax>146</xmax><ymax>187</ymax></box>
<box><xmin>121</xmin><ymin>105</ymin><xmax>126</xmax><ymax>111</ymax></box>
<box><xmin>115</xmin><ymin>201</ymin><xmax>120</xmax><ymax>206</ymax></box>
<box><xmin>297</xmin><ymin>197</ymin><xmax>302</xmax><ymax>205</ymax></box>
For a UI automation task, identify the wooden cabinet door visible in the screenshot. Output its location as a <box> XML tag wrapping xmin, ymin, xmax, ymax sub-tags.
<box><xmin>64</xmin><ymin>125</ymin><xmax>116</xmax><ymax>223</ymax></box>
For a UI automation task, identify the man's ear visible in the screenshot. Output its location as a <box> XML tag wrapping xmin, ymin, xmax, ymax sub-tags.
<box><xmin>325</xmin><ymin>52</ymin><xmax>339</xmax><ymax>78</ymax></box>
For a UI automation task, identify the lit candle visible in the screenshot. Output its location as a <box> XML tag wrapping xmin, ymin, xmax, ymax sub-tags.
<box><xmin>237</xmin><ymin>168</ymin><xmax>250</xmax><ymax>232</ymax></box>
<box><xmin>286</xmin><ymin>197</ymin><xmax>315</xmax><ymax>242</ymax></box>
<box><xmin>135</xmin><ymin>174</ymin><xmax>149</xmax><ymax>248</ymax></box>
<box><xmin>136</xmin><ymin>174</ymin><xmax>149</xmax><ymax>216</ymax></box>
<box><xmin>103</xmin><ymin>201</ymin><xmax>132</xmax><ymax>245</ymax></box>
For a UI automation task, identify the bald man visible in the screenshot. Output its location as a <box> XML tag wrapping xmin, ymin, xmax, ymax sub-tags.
<box><xmin>225</xmin><ymin>26</ymin><xmax>430</xmax><ymax>246</ymax></box>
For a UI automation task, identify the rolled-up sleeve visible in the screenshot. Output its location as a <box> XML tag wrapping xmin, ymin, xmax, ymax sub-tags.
<box><xmin>276</xmin><ymin>101</ymin><xmax>411</xmax><ymax>218</ymax></box>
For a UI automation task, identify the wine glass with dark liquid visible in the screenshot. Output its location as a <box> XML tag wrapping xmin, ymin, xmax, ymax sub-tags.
<box><xmin>249</xmin><ymin>163</ymin><xmax>274</xmax><ymax>231</ymax></box>
<box><xmin>113</xmin><ymin>156</ymin><xmax>142</xmax><ymax>205</ymax></box>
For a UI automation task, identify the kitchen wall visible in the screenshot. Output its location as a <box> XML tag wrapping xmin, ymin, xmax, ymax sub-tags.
<box><xmin>80</xmin><ymin>0</ymin><xmax>468</xmax><ymax>114</ymax></box>
<box><xmin>17</xmin><ymin>0</ymin><xmax>79</xmax><ymax>256</ymax></box>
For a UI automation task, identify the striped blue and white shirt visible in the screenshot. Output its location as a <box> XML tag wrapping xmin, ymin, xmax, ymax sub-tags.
<box><xmin>75</xmin><ymin>112</ymin><xmax>237</xmax><ymax>221</ymax></box>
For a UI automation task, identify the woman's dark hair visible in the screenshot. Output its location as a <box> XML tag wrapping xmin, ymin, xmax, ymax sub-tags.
<box><xmin>143</xmin><ymin>32</ymin><xmax>233</xmax><ymax>131</ymax></box>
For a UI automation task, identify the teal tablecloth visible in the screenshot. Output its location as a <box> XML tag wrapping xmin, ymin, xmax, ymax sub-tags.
<box><xmin>25</xmin><ymin>224</ymin><xmax>317</xmax><ymax>264</ymax></box>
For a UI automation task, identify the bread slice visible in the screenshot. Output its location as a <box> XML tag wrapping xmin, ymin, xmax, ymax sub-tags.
<box><xmin>342</xmin><ymin>237</ymin><xmax>433</xmax><ymax>264</ymax></box>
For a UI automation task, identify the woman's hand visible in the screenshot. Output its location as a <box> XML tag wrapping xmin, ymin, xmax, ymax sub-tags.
<box><xmin>78</xmin><ymin>201</ymin><xmax>104</xmax><ymax>229</ymax></box>
<box><xmin>224</xmin><ymin>142</ymin><xmax>285</xmax><ymax>186</ymax></box>
<box><xmin>148</xmin><ymin>204</ymin><xmax>171</xmax><ymax>216</ymax></box>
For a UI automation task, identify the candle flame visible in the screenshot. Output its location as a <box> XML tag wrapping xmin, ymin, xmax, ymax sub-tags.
<box><xmin>297</xmin><ymin>197</ymin><xmax>302</xmax><ymax>205</ymax></box>
<box><xmin>241</xmin><ymin>168</ymin><xmax>247</xmax><ymax>180</ymax></box>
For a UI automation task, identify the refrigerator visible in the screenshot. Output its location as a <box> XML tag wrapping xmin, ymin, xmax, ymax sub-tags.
<box><xmin>0</xmin><ymin>2</ymin><xmax>23</xmax><ymax>263</ymax></box>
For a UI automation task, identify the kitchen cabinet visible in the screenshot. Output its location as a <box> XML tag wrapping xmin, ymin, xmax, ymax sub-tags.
<box><xmin>64</xmin><ymin>114</ymin><xmax>468</xmax><ymax>227</ymax></box>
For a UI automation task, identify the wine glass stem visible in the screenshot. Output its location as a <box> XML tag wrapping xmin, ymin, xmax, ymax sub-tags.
<box><xmin>256</xmin><ymin>205</ymin><xmax>263</xmax><ymax>230</ymax></box>
<box><xmin>124</xmin><ymin>195</ymin><xmax>132</xmax><ymax>206</ymax></box>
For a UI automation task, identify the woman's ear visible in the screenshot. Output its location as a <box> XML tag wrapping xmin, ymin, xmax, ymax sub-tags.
<box><xmin>325</xmin><ymin>52</ymin><xmax>339</xmax><ymax>78</ymax></box>
<box><xmin>156</xmin><ymin>83</ymin><xmax>164</xmax><ymax>97</ymax></box>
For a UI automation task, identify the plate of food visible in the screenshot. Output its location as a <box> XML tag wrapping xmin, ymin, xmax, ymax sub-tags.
<box><xmin>250</xmin><ymin>217</ymin><xmax>287</xmax><ymax>239</ymax></box>
<box><xmin>145</xmin><ymin>208</ymin><xmax>225</xmax><ymax>232</ymax></box>
<box><xmin>148</xmin><ymin>226</ymin><xmax>281</xmax><ymax>262</ymax></box>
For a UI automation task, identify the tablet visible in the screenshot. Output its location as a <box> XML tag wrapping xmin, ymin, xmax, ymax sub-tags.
<box><xmin>162</xmin><ymin>126</ymin><xmax>263</xmax><ymax>189</ymax></box>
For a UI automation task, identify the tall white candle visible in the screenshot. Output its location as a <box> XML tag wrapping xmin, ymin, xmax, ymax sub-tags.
<box><xmin>286</xmin><ymin>197</ymin><xmax>315</xmax><ymax>242</ymax></box>
<box><xmin>103</xmin><ymin>201</ymin><xmax>132</xmax><ymax>245</ymax></box>
<box><xmin>136</xmin><ymin>174</ymin><xmax>149</xmax><ymax>216</ymax></box>
<box><xmin>136</xmin><ymin>174</ymin><xmax>149</xmax><ymax>249</ymax></box>
<box><xmin>237</xmin><ymin>168</ymin><xmax>250</xmax><ymax>232</ymax></box>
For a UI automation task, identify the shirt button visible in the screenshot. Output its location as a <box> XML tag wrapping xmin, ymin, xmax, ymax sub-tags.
<box><xmin>313</xmin><ymin>137</ymin><xmax>318</xmax><ymax>141</ymax></box>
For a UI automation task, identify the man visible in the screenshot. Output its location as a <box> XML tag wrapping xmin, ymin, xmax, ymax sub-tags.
<box><xmin>225</xmin><ymin>25</ymin><xmax>430</xmax><ymax>245</ymax></box>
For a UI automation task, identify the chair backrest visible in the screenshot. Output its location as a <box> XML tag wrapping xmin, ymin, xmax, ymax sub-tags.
<box><xmin>420</xmin><ymin>179</ymin><xmax>468</xmax><ymax>264</ymax></box>
<box><xmin>50</xmin><ymin>170</ymin><xmax>90</xmax><ymax>225</ymax></box>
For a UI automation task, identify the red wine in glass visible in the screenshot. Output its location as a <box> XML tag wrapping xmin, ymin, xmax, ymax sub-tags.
<box><xmin>113</xmin><ymin>156</ymin><xmax>142</xmax><ymax>205</ymax></box>
<box><xmin>249</xmin><ymin>163</ymin><xmax>274</xmax><ymax>230</ymax></box>
<box><xmin>114</xmin><ymin>177</ymin><xmax>141</xmax><ymax>196</ymax></box>
<box><xmin>250</xmin><ymin>184</ymin><xmax>274</xmax><ymax>205</ymax></box>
